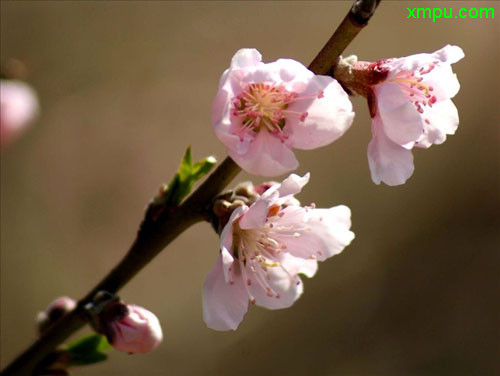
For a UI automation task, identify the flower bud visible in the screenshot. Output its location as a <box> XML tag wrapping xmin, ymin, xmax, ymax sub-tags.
<box><xmin>104</xmin><ymin>303</ymin><xmax>163</xmax><ymax>354</ymax></box>
<box><xmin>37</xmin><ymin>296</ymin><xmax>77</xmax><ymax>336</ymax></box>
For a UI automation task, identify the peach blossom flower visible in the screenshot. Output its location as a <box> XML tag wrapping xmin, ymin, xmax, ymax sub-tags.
<box><xmin>203</xmin><ymin>173</ymin><xmax>354</xmax><ymax>331</ymax></box>
<box><xmin>212</xmin><ymin>49</ymin><xmax>354</xmax><ymax>176</ymax></box>
<box><xmin>367</xmin><ymin>45</ymin><xmax>464</xmax><ymax>185</ymax></box>
<box><xmin>0</xmin><ymin>79</ymin><xmax>39</xmax><ymax>148</ymax></box>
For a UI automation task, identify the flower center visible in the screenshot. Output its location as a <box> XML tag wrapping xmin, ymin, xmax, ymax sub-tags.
<box><xmin>232</xmin><ymin>83</ymin><xmax>314</xmax><ymax>140</ymax></box>
<box><xmin>229</xmin><ymin>211</ymin><xmax>292</xmax><ymax>303</ymax></box>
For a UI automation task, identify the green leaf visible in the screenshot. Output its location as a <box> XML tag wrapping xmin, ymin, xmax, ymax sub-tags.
<box><xmin>64</xmin><ymin>334</ymin><xmax>111</xmax><ymax>366</ymax></box>
<box><xmin>163</xmin><ymin>146</ymin><xmax>216</xmax><ymax>206</ymax></box>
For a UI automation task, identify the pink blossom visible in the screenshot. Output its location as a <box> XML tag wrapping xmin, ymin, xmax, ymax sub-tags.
<box><xmin>367</xmin><ymin>45</ymin><xmax>464</xmax><ymax>185</ymax></box>
<box><xmin>212</xmin><ymin>49</ymin><xmax>354</xmax><ymax>176</ymax></box>
<box><xmin>203</xmin><ymin>173</ymin><xmax>355</xmax><ymax>331</ymax></box>
<box><xmin>0</xmin><ymin>79</ymin><xmax>39</xmax><ymax>148</ymax></box>
<box><xmin>108</xmin><ymin>304</ymin><xmax>163</xmax><ymax>354</ymax></box>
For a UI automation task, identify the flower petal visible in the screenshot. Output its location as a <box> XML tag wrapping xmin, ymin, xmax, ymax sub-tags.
<box><xmin>276</xmin><ymin>172</ymin><xmax>310</xmax><ymax>198</ymax></box>
<box><xmin>228</xmin><ymin>130</ymin><xmax>298</xmax><ymax>177</ymax></box>
<box><xmin>202</xmin><ymin>254</ymin><xmax>249</xmax><ymax>331</ymax></box>
<box><xmin>239</xmin><ymin>198</ymin><xmax>271</xmax><ymax>230</ymax></box>
<box><xmin>230</xmin><ymin>48</ymin><xmax>262</xmax><ymax>70</ymax></box>
<box><xmin>248</xmin><ymin>261</ymin><xmax>304</xmax><ymax>310</ymax></box>
<box><xmin>416</xmin><ymin>99</ymin><xmax>459</xmax><ymax>148</ymax></box>
<box><xmin>278</xmin><ymin>252</ymin><xmax>318</xmax><ymax>278</ymax></box>
<box><xmin>375</xmin><ymin>82</ymin><xmax>424</xmax><ymax>146</ymax></box>
<box><xmin>367</xmin><ymin>116</ymin><xmax>415</xmax><ymax>185</ymax></box>
<box><xmin>433</xmin><ymin>44</ymin><xmax>465</xmax><ymax>65</ymax></box>
<box><xmin>287</xmin><ymin>76</ymin><xmax>354</xmax><ymax>150</ymax></box>
<box><xmin>272</xmin><ymin>205</ymin><xmax>354</xmax><ymax>262</ymax></box>
<box><xmin>422</xmin><ymin>64</ymin><xmax>461</xmax><ymax>101</ymax></box>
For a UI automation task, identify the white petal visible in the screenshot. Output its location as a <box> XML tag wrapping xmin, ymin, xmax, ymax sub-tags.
<box><xmin>271</xmin><ymin>58</ymin><xmax>314</xmax><ymax>84</ymax></box>
<box><xmin>433</xmin><ymin>45</ymin><xmax>465</xmax><ymax>65</ymax></box>
<box><xmin>367</xmin><ymin>116</ymin><xmax>415</xmax><ymax>186</ymax></box>
<box><xmin>422</xmin><ymin>64</ymin><xmax>461</xmax><ymax>100</ymax></box>
<box><xmin>287</xmin><ymin>76</ymin><xmax>354</xmax><ymax>150</ymax></box>
<box><xmin>279</xmin><ymin>252</ymin><xmax>318</xmax><ymax>278</ymax></box>
<box><xmin>202</xmin><ymin>255</ymin><xmax>249</xmax><ymax>331</ymax></box>
<box><xmin>375</xmin><ymin>83</ymin><xmax>424</xmax><ymax>146</ymax></box>
<box><xmin>416</xmin><ymin>99</ymin><xmax>459</xmax><ymax>148</ymax></box>
<box><xmin>248</xmin><ymin>261</ymin><xmax>303</xmax><ymax>310</ymax></box>
<box><xmin>230</xmin><ymin>49</ymin><xmax>262</xmax><ymax>69</ymax></box>
<box><xmin>272</xmin><ymin>205</ymin><xmax>354</xmax><ymax>262</ymax></box>
<box><xmin>277</xmin><ymin>173</ymin><xmax>310</xmax><ymax>198</ymax></box>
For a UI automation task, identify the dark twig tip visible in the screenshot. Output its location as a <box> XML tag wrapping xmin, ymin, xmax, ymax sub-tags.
<box><xmin>350</xmin><ymin>0</ymin><xmax>381</xmax><ymax>26</ymax></box>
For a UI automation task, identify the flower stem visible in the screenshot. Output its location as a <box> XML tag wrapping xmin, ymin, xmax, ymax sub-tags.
<box><xmin>1</xmin><ymin>1</ymin><xmax>381</xmax><ymax>374</ymax></box>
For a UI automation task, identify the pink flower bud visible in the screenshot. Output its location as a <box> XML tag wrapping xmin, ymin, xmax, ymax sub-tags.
<box><xmin>108</xmin><ymin>304</ymin><xmax>163</xmax><ymax>354</ymax></box>
<box><xmin>0</xmin><ymin>79</ymin><xmax>39</xmax><ymax>148</ymax></box>
<box><xmin>37</xmin><ymin>296</ymin><xmax>77</xmax><ymax>335</ymax></box>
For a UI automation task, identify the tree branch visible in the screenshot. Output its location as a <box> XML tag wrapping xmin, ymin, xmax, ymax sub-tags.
<box><xmin>308</xmin><ymin>0</ymin><xmax>381</xmax><ymax>75</ymax></box>
<box><xmin>1</xmin><ymin>1</ymin><xmax>381</xmax><ymax>374</ymax></box>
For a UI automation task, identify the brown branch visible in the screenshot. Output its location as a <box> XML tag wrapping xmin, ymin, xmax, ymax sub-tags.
<box><xmin>308</xmin><ymin>0</ymin><xmax>381</xmax><ymax>75</ymax></box>
<box><xmin>1</xmin><ymin>1</ymin><xmax>381</xmax><ymax>374</ymax></box>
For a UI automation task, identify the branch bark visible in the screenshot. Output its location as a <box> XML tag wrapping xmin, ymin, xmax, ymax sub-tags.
<box><xmin>1</xmin><ymin>1</ymin><xmax>380</xmax><ymax>374</ymax></box>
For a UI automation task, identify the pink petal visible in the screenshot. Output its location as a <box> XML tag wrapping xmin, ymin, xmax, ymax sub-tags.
<box><xmin>278</xmin><ymin>252</ymin><xmax>318</xmax><ymax>278</ymax></box>
<box><xmin>388</xmin><ymin>45</ymin><xmax>464</xmax><ymax>76</ymax></box>
<box><xmin>433</xmin><ymin>45</ymin><xmax>465</xmax><ymax>65</ymax></box>
<box><xmin>112</xmin><ymin>305</ymin><xmax>163</xmax><ymax>354</ymax></box>
<box><xmin>247</xmin><ymin>259</ymin><xmax>304</xmax><ymax>310</ymax></box>
<box><xmin>276</xmin><ymin>172</ymin><xmax>310</xmax><ymax>198</ymax></box>
<box><xmin>230</xmin><ymin>48</ymin><xmax>262</xmax><ymax>69</ymax></box>
<box><xmin>267</xmin><ymin>58</ymin><xmax>314</xmax><ymax>85</ymax></box>
<box><xmin>287</xmin><ymin>76</ymin><xmax>354</xmax><ymax>150</ymax></box>
<box><xmin>211</xmin><ymin>88</ymin><xmax>242</xmax><ymax>151</ymax></box>
<box><xmin>239</xmin><ymin>198</ymin><xmax>271</xmax><ymax>230</ymax></box>
<box><xmin>375</xmin><ymin>83</ymin><xmax>424</xmax><ymax>146</ymax></box>
<box><xmin>416</xmin><ymin>99</ymin><xmax>459</xmax><ymax>148</ymax></box>
<box><xmin>272</xmin><ymin>205</ymin><xmax>354</xmax><ymax>262</ymax></box>
<box><xmin>202</xmin><ymin>254</ymin><xmax>249</xmax><ymax>331</ymax></box>
<box><xmin>421</xmin><ymin>64</ymin><xmax>460</xmax><ymax>101</ymax></box>
<box><xmin>367</xmin><ymin>116</ymin><xmax>415</xmax><ymax>185</ymax></box>
<box><xmin>228</xmin><ymin>130</ymin><xmax>299</xmax><ymax>177</ymax></box>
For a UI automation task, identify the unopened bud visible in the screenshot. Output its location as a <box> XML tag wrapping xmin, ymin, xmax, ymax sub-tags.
<box><xmin>106</xmin><ymin>303</ymin><xmax>163</xmax><ymax>354</ymax></box>
<box><xmin>37</xmin><ymin>296</ymin><xmax>77</xmax><ymax>336</ymax></box>
<box><xmin>88</xmin><ymin>294</ymin><xmax>163</xmax><ymax>355</ymax></box>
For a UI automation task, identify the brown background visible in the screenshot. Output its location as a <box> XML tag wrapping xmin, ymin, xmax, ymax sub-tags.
<box><xmin>1</xmin><ymin>1</ymin><xmax>498</xmax><ymax>375</ymax></box>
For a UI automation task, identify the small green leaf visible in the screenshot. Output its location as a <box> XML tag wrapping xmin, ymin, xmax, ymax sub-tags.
<box><xmin>70</xmin><ymin>352</ymin><xmax>108</xmax><ymax>366</ymax></box>
<box><xmin>64</xmin><ymin>334</ymin><xmax>111</xmax><ymax>366</ymax></box>
<box><xmin>162</xmin><ymin>147</ymin><xmax>216</xmax><ymax>206</ymax></box>
<box><xmin>96</xmin><ymin>335</ymin><xmax>112</xmax><ymax>352</ymax></box>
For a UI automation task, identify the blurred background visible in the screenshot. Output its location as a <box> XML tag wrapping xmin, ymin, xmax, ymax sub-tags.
<box><xmin>1</xmin><ymin>1</ymin><xmax>498</xmax><ymax>375</ymax></box>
